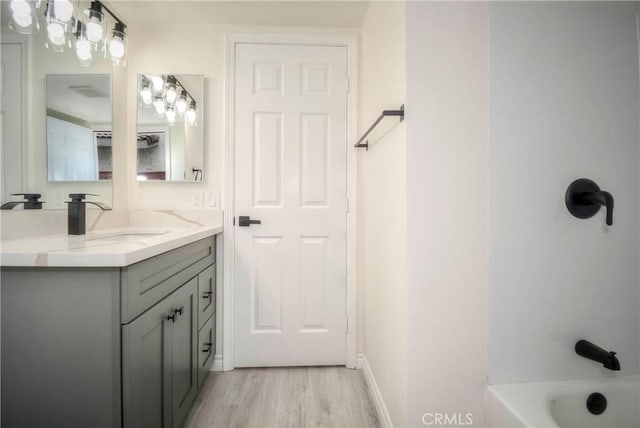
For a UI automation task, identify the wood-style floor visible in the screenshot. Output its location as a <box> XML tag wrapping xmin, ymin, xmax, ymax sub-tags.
<box><xmin>184</xmin><ymin>367</ymin><xmax>380</xmax><ymax>428</ymax></box>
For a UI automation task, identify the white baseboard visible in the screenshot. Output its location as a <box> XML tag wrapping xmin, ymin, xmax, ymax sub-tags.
<box><xmin>357</xmin><ymin>353</ymin><xmax>393</xmax><ymax>428</ymax></box>
<box><xmin>210</xmin><ymin>354</ymin><xmax>223</xmax><ymax>372</ymax></box>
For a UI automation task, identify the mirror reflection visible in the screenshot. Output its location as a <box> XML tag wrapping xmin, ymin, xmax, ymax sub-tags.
<box><xmin>1</xmin><ymin>5</ymin><xmax>114</xmax><ymax>209</ymax></box>
<box><xmin>136</xmin><ymin>74</ymin><xmax>204</xmax><ymax>182</ymax></box>
<box><xmin>46</xmin><ymin>74</ymin><xmax>112</xmax><ymax>181</ymax></box>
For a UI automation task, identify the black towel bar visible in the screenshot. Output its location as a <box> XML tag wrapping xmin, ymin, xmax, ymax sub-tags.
<box><xmin>354</xmin><ymin>104</ymin><xmax>405</xmax><ymax>150</ymax></box>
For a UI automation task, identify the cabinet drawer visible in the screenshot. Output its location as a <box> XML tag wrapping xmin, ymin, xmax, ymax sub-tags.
<box><xmin>121</xmin><ymin>237</ymin><xmax>215</xmax><ymax>323</ymax></box>
<box><xmin>198</xmin><ymin>265</ymin><xmax>216</xmax><ymax>329</ymax></box>
<box><xmin>197</xmin><ymin>314</ymin><xmax>215</xmax><ymax>389</ymax></box>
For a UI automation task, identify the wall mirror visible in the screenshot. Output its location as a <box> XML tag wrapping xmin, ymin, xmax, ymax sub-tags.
<box><xmin>136</xmin><ymin>74</ymin><xmax>204</xmax><ymax>182</ymax></box>
<box><xmin>46</xmin><ymin>74</ymin><xmax>113</xmax><ymax>181</ymax></box>
<box><xmin>1</xmin><ymin>8</ymin><xmax>114</xmax><ymax>209</ymax></box>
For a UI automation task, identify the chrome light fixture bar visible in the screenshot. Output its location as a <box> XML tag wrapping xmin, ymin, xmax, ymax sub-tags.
<box><xmin>139</xmin><ymin>74</ymin><xmax>199</xmax><ymax>127</ymax></box>
<box><xmin>8</xmin><ymin>0</ymin><xmax>128</xmax><ymax>66</ymax></box>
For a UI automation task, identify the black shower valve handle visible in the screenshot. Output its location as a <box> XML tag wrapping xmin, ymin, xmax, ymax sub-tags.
<box><xmin>565</xmin><ymin>178</ymin><xmax>614</xmax><ymax>226</ymax></box>
<box><xmin>579</xmin><ymin>190</ymin><xmax>614</xmax><ymax>226</ymax></box>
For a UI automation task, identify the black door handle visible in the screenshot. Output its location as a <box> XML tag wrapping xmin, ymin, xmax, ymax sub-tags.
<box><xmin>238</xmin><ymin>216</ymin><xmax>261</xmax><ymax>227</ymax></box>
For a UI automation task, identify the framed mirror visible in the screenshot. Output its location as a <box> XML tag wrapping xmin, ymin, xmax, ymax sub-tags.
<box><xmin>136</xmin><ymin>74</ymin><xmax>204</xmax><ymax>182</ymax></box>
<box><xmin>46</xmin><ymin>74</ymin><xmax>113</xmax><ymax>181</ymax></box>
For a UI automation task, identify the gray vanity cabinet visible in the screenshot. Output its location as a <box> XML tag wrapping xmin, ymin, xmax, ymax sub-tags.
<box><xmin>122</xmin><ymin>276</ymin><xmax>198</xmax><ymax>428</ymax></box>
<box><xmin>1</xmin><ymin>236</ymin><xmax>217</xmax><ymax>428</ymax></box>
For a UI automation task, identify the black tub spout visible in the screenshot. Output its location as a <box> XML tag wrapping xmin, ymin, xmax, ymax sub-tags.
<box><xmin>575</xmin><ymin>339</ymin><xmax>620</xmax><ymax>371</ymax></box>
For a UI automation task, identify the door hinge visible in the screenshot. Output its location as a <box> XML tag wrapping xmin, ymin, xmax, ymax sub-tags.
<box><xmin>346</xmin><ymin>77</ymin><xmax>350</xmax><ymax>93</ymax></box>
<box><xmin>346</xmin><ymin>197</ymin><xmax>350</xmax><ymax>213</ymax></box>
<box><xmin>346</xmin><ymin>317</ymin><xmax>349</xmax><ymax>333</ymax></box>
<box><xmin>233</xmin><ymin>217</ymin><xmax>235</xmax><ymax>226</ymax></box>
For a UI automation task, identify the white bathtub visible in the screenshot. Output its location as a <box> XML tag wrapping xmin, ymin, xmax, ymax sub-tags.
<box><xmin>485</xmin><ymin>377</ymin><xmax>640</xmax><ymax>428</ymax></box>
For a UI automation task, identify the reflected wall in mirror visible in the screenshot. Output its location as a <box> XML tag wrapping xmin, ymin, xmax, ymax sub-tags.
<box><xmin>136</xmin><ymin>74</ymin><xmax>204</xmax><ymax>182</ymax></box>
<box><xmin>46</xmin><ymin>74</ymin><xmax>113</xmax><ymax>182</ymax></box>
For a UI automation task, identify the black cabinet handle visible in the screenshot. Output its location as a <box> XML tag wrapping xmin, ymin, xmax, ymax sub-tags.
<box><xmin>167</xmin><ymin>306</ymin><xmax>184</xmax><ymax>322</ymax></box>
<box><xmin>202</xmin><ymin>291</ymin><xmax>213</xmax><ymax>299</ymax></box>
<box><xmin>202</xmin><ymin>343</ymin><xmax>213</xmax><ymax>353</ymax></box>
<box><xmin>238</xmin><ymin>216</ymin><xmax>261</xmax><ymax>227</ymax></box>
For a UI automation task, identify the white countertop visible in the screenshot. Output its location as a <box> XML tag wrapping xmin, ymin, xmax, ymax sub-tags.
<box><xmin>1</xmin><ymin>216</ymin><xmax>223</xmax><ymax>268</ymax></box>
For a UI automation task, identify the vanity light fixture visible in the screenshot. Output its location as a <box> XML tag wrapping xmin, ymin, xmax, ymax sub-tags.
<box><xmin>8</xmin><ymin>0</ymin><xmax>128</xmax><ymax>66</ymax></box>
<box><xmin>139</xmin><ymin>74</ymin><xmax>199</xmax><ymax>126</ymax></box>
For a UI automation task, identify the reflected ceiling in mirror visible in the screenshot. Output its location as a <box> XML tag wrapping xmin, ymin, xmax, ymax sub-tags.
<box><xmin>46</xmin><ymin>74</ymin><xmax>113</xmax><ymax>182</ymax></box>
<box><xmin>136</xmin><ymin>74</ymin><xmax>204</xmax><ymax>182</ymax></box>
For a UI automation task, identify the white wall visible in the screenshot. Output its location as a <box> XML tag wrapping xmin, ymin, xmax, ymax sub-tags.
<box><xmin>488</xmin><ymin>2</ymin><xmax>640</xmax><ymax>384</ymax></box>
<box><xmin>358</xmin><ymin>2</ymin><xmax>407</xmax><ymax>426</ymax></box>
<box><xmin>405</xmin><ymin>2</ymin><xmax>489</xmax><ymax>426</ymax></box>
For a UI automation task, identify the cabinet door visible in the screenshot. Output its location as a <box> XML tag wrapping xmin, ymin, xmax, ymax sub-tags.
<box><xmin>197</xmin><ymin>265</ymin><xmax>216</xmax><ymax>329</ymax></box>
<box><xmin>198</xmin><ymin>314</ymin><xmax>216</xmax><ymax>389</ymax></box>
<box><xmin>168</xmin><ymin>276</ymin><xmax>199</xmax><ymax>428</ymax></box>
<box><xmin>122</xmin><ymin>292</ymin><xmax>175</xmax><ymax>428</ymax></box>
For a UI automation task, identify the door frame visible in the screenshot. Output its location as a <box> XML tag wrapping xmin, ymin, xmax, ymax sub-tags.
<box><xmin>223</xmin><ymin>32</ymin><xmax>358</xmax><ymax>371</ymax></box>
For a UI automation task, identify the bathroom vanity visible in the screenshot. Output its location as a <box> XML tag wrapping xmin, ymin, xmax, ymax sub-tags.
<box><xmin>1</xmin><ymin>225</ymin><xmax>221</xmax><ymax>428</ymax></box>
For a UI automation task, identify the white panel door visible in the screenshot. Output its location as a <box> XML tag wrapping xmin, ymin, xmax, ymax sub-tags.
<box><xmin>0</xmin><ymin>43</ymin><xmax>24</xmax><ymax>201</ymax></box>
<box><xmin>47</xmin><ymin>116</ymin><xmax>98</xmax><ymax>181</ymax></box>
<box><xmin>234</xmin><ymin>43</ymin><xmax>348</xmax><ymax>366</ymax></box>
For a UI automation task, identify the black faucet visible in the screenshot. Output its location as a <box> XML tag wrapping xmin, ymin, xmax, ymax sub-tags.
<box><xmin>66</xmin><ymin>193</ymin><xmax>112</xmax><ymax>235</ymax></box>
<box><xmin>575</xmin><ymin>339</ymin><xmax>620</xmax><ymax>371</ymax></box>
<box><xmin>1</xmin><ymin>193</ymin><xmax>44</xmax><ymax>210</ymax></box>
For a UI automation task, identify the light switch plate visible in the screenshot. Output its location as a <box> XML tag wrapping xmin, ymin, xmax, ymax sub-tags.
<box><xmin>208</xmin><ymin>191</ymin><xmax>218</xmax><ymax>208</ymax></box>
<box><xmin>193</xmin><ymin>191</ymin><xmax>203</xmax><ymax>209</ymax></box>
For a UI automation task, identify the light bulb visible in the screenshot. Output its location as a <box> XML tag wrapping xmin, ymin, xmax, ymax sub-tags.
<box><xmin>165</xmin><ymin>86</ymin><xmax>177</xmax><ymax>104</ymax></box>
<box><xmin>13</xmin><ymin>11</ymin><xmax>33</xmax><ymax>28</ymax></box>
<box><xmin>109</xmin><ymin>36</ymin><xmax>124</xmax><ymax>59</ymax></box>
<box><xmin>166</xmin><ymin>107</ymin><xmax>176</xmax><ymax>125</ymax></box>
<box><xmin>140</xmin><ymin>85</ymin><xmax>153</xmax><ymax>105</ymax></box>
<box><xmin>10</xmin><ymin>0</ymin><xmax>31</xmax><ymax>17</ymax></box>
<box><xmin>10</xmin><ymin>0</ymin><xmax>37</xmax><ymax>34</ymax></box>
<box><xmin>47</xmin><ymin>22</ymin><xmax>66</xmax><ymax>46</ymax></box>
<box><xmin>176</xmin><ymin>93</ymin><xmax>188</xmax><ymax>115</ymax></box>
<box><xmin>185</xmin><ymin>104</ymin><xmax>197</xmax><ymax>125</ymax></box>
<box><xmin>142</xmin><ymin>92</ymin><xmax>152</xmax><ymax>105</ymax></box>
<box><xmin>151</xmin><ymin>76</ymin><xmax>164</xmax><ymax>92</ymax></box>
<box><xmin>86</xmin><ymin>17</ymin><xmax>103</xmax><ymax>43</ymax></box>
<box><xmin>109</xmin><ymin>22</ymin><xmax>126</xmax><ymax>64</ymax></box>
<box><xmin>53</xmin><ymin>0</ymin><xmax>73</xmax><ymax>22</ymax></box>
<box><xmin>154</xmin><ymin>98</ymin><xmax>166</xmax><ymax>115</ymax></box>
<box><xmin>75</xmin><ymin>39</ymin><xmax>92</xmax><ymax>61</ymax></box>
